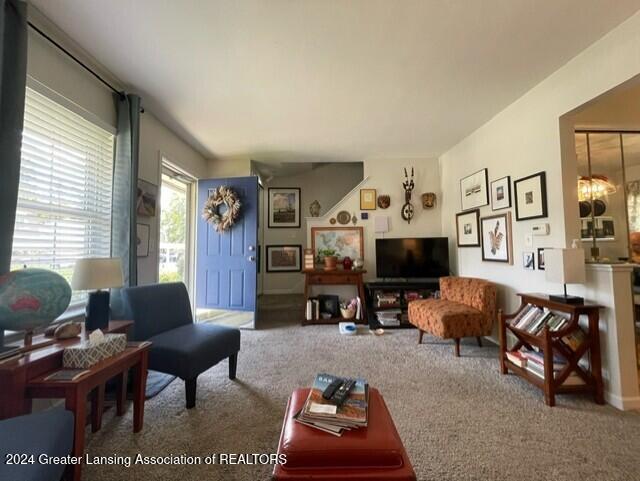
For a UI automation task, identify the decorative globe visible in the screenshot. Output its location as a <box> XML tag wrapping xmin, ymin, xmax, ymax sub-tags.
<box><xmin>0</xmin><ymin>268</ymin><xmax>72</xmax><ymax>332</ymax></box>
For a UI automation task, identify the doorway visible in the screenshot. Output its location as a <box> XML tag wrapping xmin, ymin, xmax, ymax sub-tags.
<box><xmin>158</xmin><ymin>163</ymin><xmax>194</xmax><ymax>293</ymax></box>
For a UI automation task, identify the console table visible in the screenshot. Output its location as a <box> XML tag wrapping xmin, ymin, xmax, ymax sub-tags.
<box><xmin>302</xmin><ymin>269</ymin><xmax>367</xmax><ymax>325</ymax></box>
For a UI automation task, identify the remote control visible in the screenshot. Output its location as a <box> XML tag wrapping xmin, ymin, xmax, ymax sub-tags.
<box><xmin>331</xmin><ymin>379</ymin><xmax>356</xmax><ymax>406</ymax></box>
<box><xmin>322</xmin><ymin>378</ymin><xmax>343</xmax><ymax>400</ymax></box>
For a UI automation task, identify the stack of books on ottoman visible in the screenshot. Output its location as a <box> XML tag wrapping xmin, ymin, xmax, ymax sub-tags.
<box><xmin>294</xmin><ymin>373</ymin><xmax>369</xmax><ymax>436</ymax></box>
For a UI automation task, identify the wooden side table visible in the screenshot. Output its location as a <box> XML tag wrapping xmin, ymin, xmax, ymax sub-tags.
<box><xmin>0</xmin><ymin>320</ymin><xmax>133</xmax><ymax>420</ymax></box>
<box><xmin>26</xmin><ymin>342</ymin><xmax>150</xmax><ymax>481</ymax></box>
<box><xmin>302</xmin><ymin>269</ymin><xmax>367</xmax><ymax>325</ymax></box>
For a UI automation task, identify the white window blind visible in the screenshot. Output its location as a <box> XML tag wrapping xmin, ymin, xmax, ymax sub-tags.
<box><xmin>11</xmin><ymin>87</ymin><xmax>115</xmax><ymax>310</ymax></box>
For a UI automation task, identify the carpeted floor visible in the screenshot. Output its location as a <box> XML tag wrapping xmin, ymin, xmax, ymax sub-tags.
<box><xmin>85</xmin><ymin>295</ymin><xmax>640</xmax><ymax>481</ymax></box>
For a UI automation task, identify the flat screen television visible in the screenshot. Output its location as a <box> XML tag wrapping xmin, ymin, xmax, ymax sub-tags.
<box><xmin>376</xmin><ymin>237</ymin><xmax>449</xmax><ymax>278</ymax></box>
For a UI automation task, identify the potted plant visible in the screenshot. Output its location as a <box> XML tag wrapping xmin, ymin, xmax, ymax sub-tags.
<box><xmin>319</xmin><ymin>248</ymin><xmax>338</xmax><ymax>271</ymax></box>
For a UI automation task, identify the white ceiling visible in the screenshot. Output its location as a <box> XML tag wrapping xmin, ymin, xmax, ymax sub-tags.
<box><xmin>30</xmin><ymin>0</ymin><xmax>640</xmax><ymax>162</ymax></box>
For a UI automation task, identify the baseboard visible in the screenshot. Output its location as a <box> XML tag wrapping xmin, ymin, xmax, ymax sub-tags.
<box><xmin>604</xmin><ymin>391</ymin><xmax>640</xmax><ymax>410</ymax></box>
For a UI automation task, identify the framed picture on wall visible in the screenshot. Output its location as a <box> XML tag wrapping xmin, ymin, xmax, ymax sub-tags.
<box><xmin>514</xmin><ymin>172</ymin><xmax>548</xmax><ymax>221</ymax></box>
<box><xmin>523</xmin><ymin>251</ymin><xmax>535</xmax><ymax>270</ymax></box>
<box><xmin>480</xmin><ymin>212</ymin><xmax>513</xmax><ymax>263</ymax></box>
<box><xmin>537</xmin><ymin>247</ymin><xmax>547</xmax><ymax>270</ymax></box>
<box><xmin>490</xmin><ymin>176</ymin><xmax>511</xmax><ymax>210</ymax></box>
<box><xmin>136</xmin><ymin>179</ymin><xmax>158</xmax><ymax>217</ymax></box>
<box><xmin>460</xmin><ymin>168</ymin><xmax>489</xmax><ymax>211</ymax></box>
<box><xmin>456</xmin><ymin>210</ymin><xmax>480</xmax><ymax>247</ymax></box>
<box><xmin>266</xmin><ymin>245</ymin><xmax>302</xmax><ymax>272</ymax></box>
<box><xmin>136</xmin><ymin>223</ymin><xmax>150</xmax><ymax>257</ymax></box>
<box><xmin>268</xmin><ymin>187</ymin><xmax>301</xmax><ymax>228</ymax></box>
<box><xmin>311</xmin><ymin>227</ymin><xmax>364</xmax><ymax>260</ymax></box>
<box><xmin>360</xmin><ymin>189</ymin><xmax>377</xmax><ymax>210</ymax></box>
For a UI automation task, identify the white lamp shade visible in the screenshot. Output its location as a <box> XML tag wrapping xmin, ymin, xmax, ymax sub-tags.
<box><xmin>71</xmin><ymin>258</ymin><xmax>124</xmax><ymax>290</ymax></box>
<box><xmin>545</xmin><ymin>248</ymin><xmax>586</xmax><ymax>285</ymax></box>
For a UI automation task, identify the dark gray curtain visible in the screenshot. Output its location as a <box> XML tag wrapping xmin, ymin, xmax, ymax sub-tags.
<box><xmin>0</xmin><ymin>0</ymin><xmax>27</xmax><ymax>275</ymax></box>
<box><xmin>111</xmin><ymin>93</ymin><xmax>141</xmax><ymax>287</ymax></box>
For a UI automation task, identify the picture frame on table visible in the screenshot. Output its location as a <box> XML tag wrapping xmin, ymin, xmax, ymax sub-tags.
<box><xmin>480</xmin><ymin>212</ymin><xmax>513</xmax><ymax>264</ymax></box>
<box><xmin>136</xmin><ymin>223</ymin><xmax>150</xmax><ymax>257</ymax></box>
<box><xmin>268</xmin><ymin>187</ymin><xmax>301</xmax><ymax>228</ymax></box>
<box><xmin>360</xmin><ymin>189</ymin><xmax>377</xmax><ymax>210</ymax></box>
<box><xmin>311</xmin><ymin>226</ymin><xmax>364</xmax><ymax>260</ymax></box>
<box><xmin>266</xmin><ymin>245</ymin><xmax>302</xmax><ymax>272</ymax></box>
<box><xmin>460</xmin><ymin>168</ymin><xmax>489</xmax><ymax>211</ymax></box>
<box><xmin>456</xmin><ymin>210</ymin><xmax>480</xmax><ymax>247</ymax></box>
<box><xmin>514</xmin><ymin>172</ymin><xmax>548</xmax><ymax>221</ymax></box>
<box><xmin>490</xmin><ymin>176</ymin><xmax>511</xmax><ymax>210</ymax></box>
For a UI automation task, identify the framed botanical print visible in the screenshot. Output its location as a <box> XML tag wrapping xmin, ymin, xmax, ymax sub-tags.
<box><xmin>268</xmin><ymin>187</ymin><xmax>301</xmax><ymax>228</ymax></box>
<box><xmin>266</xmin><ymin>245</ymin><xmax>302</xmax><ymax>272</ymax></box>
<box><xmin>514</xmin><ymin>172</ymin><xmax>548</xmax><ymax>221</ymax></box>
<box><xmin>480</xmin><ymin>212</ymin><xmax>513</xmax><ymax>263</ymax></box>
<box><xmin>311</xmin><ymin>227</ymin><xmax>364</xmax><ymax>260</ymax></box>
<box><xmin>456</xmin><ymin>210</ymin><xmax>480</xmax><ymax>247</ymax></box>
<box><xmin>460</xmin><ymin>168</ymin><xmax>489</xmax><ymax>211</ymax></box>
<box><xmin>490</xmin><ymin>176</ymin><xmax>511</xmax><ymax>210</ymax></box>
<box><xmin>360</xmin><ymin>189</ymin><xmax>377</xmax><ymax>210</ymax></box>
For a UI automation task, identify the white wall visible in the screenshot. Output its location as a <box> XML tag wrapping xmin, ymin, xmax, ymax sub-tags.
<box><xmin>262</xmin><ymin>163</ymin><xmax>363</xmax><ymax>294</ymax></box>
<box><xmin>26</xmin><ymin>9</ymin><xmax>208</xmax><ymax>286</ymax></box>
<box><xmin>439</xmin><ymin>10</ymin><xmax>640</xmax><ymax>316</ymax></box>
<box><xmin>307</xmin><ymin>157</ymin><xmax>442</xmax><ymax>280</ymax></box>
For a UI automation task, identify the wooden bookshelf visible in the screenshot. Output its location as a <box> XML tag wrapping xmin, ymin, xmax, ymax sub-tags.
<box><xmin>498</xmin><ymin>293</ymin><xmax>604</xmax><ymax>407</ymax></box>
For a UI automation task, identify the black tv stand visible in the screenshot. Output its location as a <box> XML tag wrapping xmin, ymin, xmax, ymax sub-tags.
<box><xmin>364</xmin><ymin>279</ymin><xmax>440</xmax><ymax>329</ymax></box>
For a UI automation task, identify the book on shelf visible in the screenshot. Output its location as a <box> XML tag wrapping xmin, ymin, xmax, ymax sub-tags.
<box><xmin>376</xmin><ymin>292</ymin><xmax>400</xmax><ymax>307</ymax></box>
<box><xmin>376</xmin><ymin>309</ymin><xmax>401</xmax><ymax>326</ymax></box>
<box><xmin>561</xmin><ymin>328</ymin><xmax>586</xmax><ymax>351</ymax></box>
<box><xmin>305</xmin><ymin>298</ymin><xmax>320</xmax><ymax>321</ymax></box>
<box><xmin>505</xmin><ymin>351</ymin><xmax>527</xmax><ymax>368</ymax></box>
<box><xmin>294</xmin><ymin>373</ymin><xmax>369</xmax><ymax>436</ymax></box>
<box><xmin>512</xmin><ymin>306</ymin><xmax>571</xmax><ymax>336</ymax></box>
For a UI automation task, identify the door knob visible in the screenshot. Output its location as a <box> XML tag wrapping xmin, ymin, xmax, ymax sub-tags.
<box><xmin>248</xmin><ymin>255</ymin><xmax>256</xmax><ymax>262</ymax></box>
<box><xmin>248</xmin><ymin>245</ymin><xmax>255</xmax><ymax>251</ymax></box>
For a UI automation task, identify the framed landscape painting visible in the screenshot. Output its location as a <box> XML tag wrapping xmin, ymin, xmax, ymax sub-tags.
<box><xmin>456</xmin><ymin>210</ymin><xmax>480</xmax><ymax>247</ymax></box>
<box><xmin>490</xmin><ymin>176</ymin><xmax>511</xmax><ymax>210</ymax></box>
<box><xmin>460</xmin><ymin>168</ymin><xmax>489</xmax><ymax>211</ymax></box>
<box><xmin>266</xmin><ymin>245</ymin><xmax>302</xmax><ymax>272</ymax></box>
<box><xmin>311</xmin><ymin>227</ymin><xmax>364</xmax><ymax>260</ymax></box>
<box><xmin>480</xmin><ymin>212</ymin><xmax>512</xmax><ymax>264</ymax></box>
<box><xmin>268</xmin><ymin>188</ymin><xmax>301</xmax><ymax>228</ymax></box>
<box><xmin>514</xmin><ymin>172</ymin><xmax>548</xmax><ymax>221</ymax></box>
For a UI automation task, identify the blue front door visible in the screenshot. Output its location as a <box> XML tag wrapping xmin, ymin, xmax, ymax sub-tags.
<box><xmin>196</xmin><ymin>176</ymin><xmax>258</xmax><ymax>316</ymax></box>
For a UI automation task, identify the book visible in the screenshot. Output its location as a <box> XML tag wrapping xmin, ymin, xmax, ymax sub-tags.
<box><xmin>562</xmin><ymin>328</ymin><xmax>586</xmax><ymax>351</ymax></box>
<box><xmin>506</xmin><ymin>351</ymin><xmax>527</xmax><ymax>368</ymax></box>
<box><xmin>44</xmin><ymin>369</ymin><xmax>90</xmax><ymax>382</ymax></box>
<box><xmin>295</xmin><ymin>373</ymin><xmax>369</xmax><ymax>436</ymax></box>
<box><xmin>510</xmin><ymin>304</ymin><xmax>534</xmax><ymax>327</ymax></box>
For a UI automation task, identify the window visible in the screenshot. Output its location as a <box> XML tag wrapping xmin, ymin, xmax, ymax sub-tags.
<box><xmin>10</xmin><ymin>87</ymin><xmax>115</xmax><ymax>311</ymax></box>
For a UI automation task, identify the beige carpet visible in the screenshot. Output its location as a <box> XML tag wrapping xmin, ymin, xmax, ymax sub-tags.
<box><xmin>85</xmin><ymin>296</ymin><xmax>640</xmax><ymax>481</ymax></box>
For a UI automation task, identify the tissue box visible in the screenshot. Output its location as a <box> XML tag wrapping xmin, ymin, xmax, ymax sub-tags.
<box><xmin>63</xmin><ymin>334</ymin><xmax>127</xmax><ymax>369</ymax></box>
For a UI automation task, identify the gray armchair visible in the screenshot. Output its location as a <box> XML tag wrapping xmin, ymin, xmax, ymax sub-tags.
<box><xmin>0</xmin><ymin>408</ymin><xmax>74</xmax><ymax>481</ymax></box>
<box><xmin>117</xmin><ymin>282</ymin><xmax>241</xmax><ymax>408</ymax></box>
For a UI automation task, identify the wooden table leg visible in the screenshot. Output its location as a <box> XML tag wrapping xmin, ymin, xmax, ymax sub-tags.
<box><xmin>91</xmin><ymin>384</ymin><xmax>105</xmax><ymax>432</ymax></box>
<box><xmin>132</xmin><ymin>351</ymin><xmax>148</xmax><ymax>433</ymax></box>
<box><xmin>116</xmin><ymin>370</ymin><xmax>128</xmax><ymax>416</ymax></box>
<box><xmin>65</xmin><ymin>386</ymin><xmax>87</xmax><ymax>481</ymax></box>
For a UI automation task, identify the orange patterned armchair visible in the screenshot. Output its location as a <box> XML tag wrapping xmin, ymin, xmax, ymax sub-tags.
<box><xmin>408</xmin><ymin>277</ymin><xmax>497</xmax><ymax>357</ymax></box>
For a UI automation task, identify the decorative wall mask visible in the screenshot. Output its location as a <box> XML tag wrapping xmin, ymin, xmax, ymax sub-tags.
<box><xmin>377</xmin><ymin>195</ymin><xmax>390</xmax><ymax>209</ymax></box>
<box><xmin>421</xmin><ymin>192</ymin><xmax>436</xmax><ymax>209</ymax></box>
<box><xmin>401</xmin><ymin>167</ymin><xmax>415</xmax><ymax>224</ymax></box>
<box><xmin>309</xmin><ymin>200</ymin><xmax>321</xmax><ymax>217</ymax></box>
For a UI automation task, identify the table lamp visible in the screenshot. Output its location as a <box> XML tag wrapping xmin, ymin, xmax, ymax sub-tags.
<box><xmin>72</xmin><ymin>258</ymin><xmax>123</xmax><ymax>331</ymax></box>
<box><xmin>545</xmin><ymin>248</ymin><xmax>586</xmax><ymax>304</ymax></box>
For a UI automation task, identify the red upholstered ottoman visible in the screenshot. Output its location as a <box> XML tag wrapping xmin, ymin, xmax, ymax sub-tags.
<box><xmin>273</xmin><ymin>387</ymin><xmax>416</xmax><ymax>480</ymax></box>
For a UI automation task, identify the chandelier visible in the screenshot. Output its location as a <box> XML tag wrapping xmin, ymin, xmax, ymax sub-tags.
<box><xmin>577</xmin><ymin>175</ymin><xmax>617</xmax><ymax>202</ymax></box>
